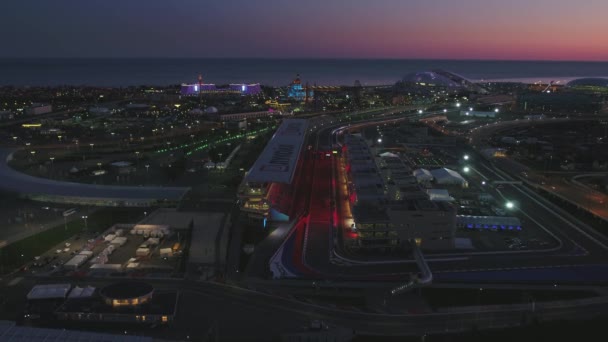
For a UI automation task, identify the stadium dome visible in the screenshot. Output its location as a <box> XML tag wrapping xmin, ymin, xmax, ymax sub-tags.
<box><xmin>566</xmin><ymin>78</ymin><xmax>608</xmax><ymax>88</ymax></box>
<box><xmin>401</xmin><ymin>71</ymin><xmax>461</xmax><ymax>88</ymax></box>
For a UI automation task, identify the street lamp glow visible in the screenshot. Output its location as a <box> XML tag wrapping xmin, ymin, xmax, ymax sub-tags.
<box><xmin>443</xmin><ymin>109</ymin><xmax>447</xmax><ymax>113</ymax></box>
<box><xmin>418</xmin><ymin>109</ymin><xmax>423</xmax><ymax>114</ymax></box>
<box><xmin>506</xmin><ymin>201</ymin><xmax>515</xmax><ymax>209</ymax></box>
<box><xmin>494</xmin><ymin>108</ymin><xmax>500</xmax><ymax>113</ymax></box>
<box><xmin>463</xmin><ymin>166</ymin><xmax>470</xmax><ymax>173</ymax></box>
<box><xmin>463</xmin><ymin>155</ymin><xmax>469</xmax><ymax>161</ymax></box>
<box><xmin>481</xmin><ymin>181</ymin><xmax>486</xmax><ymax>185</ymax></box>
<box><xmin>377</xmin><ymin>138</ymin><xmax>382</xmax><ymax>143</ymax></box>
<box><xmin>456</xmin><ymin>102</ymin><xmax>461</xmax><ymax>108</ymax></box>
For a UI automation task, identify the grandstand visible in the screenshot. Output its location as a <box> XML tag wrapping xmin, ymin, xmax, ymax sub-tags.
<box><xmin>238</xmin><ymin>119</ymin><xmax>309</xmax><ymax>222</ymax></box>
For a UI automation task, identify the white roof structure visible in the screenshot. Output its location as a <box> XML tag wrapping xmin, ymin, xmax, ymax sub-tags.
<box><xmin>133</xmin><ymin>224</ymin><xmax>171</xmax><ymax>232</ymax></box>
<box><xmin>64</xmin><ymin>255</ymin><xmax>89</xmax><ymax>268</ymax></box>
<box><xmin>110</xmin><ymin>236</ymin><xmax>128</xmax><ymax>245</ymax></box>
<box><xmin>426</xmin><ymin>189</ymin><xmax>454</xmax><ymax>202</ymax></box>
<box><xmin>430</xmin><ymin>168</ymin><xmax>468</xmax><ymax>186</ymax></box>
<box><xmin>379</xmin><ymin>152</ymin><xmax>399</xmax><ymax>158</ymax></box>
<box><xmin>90</xmin><ymin>264</ymin><xmax>122</xmax><ymax>271</ymax></box>
<box><xmin>245</xmin><ymin>119</ymin><xmax>308</xmax><ymax>184</ymax></box>
<box><xmin>27</xmin><ymin>284</ymin><xmax>71</xmax><ymax>300</ymax></box>
<box><xmin>67</xmin><ymin>286</ymin><xmax>96</xmax><ymax>299</ymax></box>
<box><xmin>413</xmin><ymin>168</ymin><xmax>433</xmax><ymax>182</ymax></box>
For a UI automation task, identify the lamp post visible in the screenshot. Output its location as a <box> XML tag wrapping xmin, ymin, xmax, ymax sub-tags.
<box><xmin>82</xmin><ymin>215</ymin><xmax>88</xmax><ymax>232</ymax></box>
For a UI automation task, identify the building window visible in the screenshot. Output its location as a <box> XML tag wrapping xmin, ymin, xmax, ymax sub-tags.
<box><xmin>162</xmin><ymin>315</ymin><xmax>168</xmax><ymax>323</ymax></box>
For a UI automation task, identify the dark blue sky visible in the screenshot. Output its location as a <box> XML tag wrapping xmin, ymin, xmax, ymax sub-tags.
<box><xmin>1</xmin><ymin>0</ymin><xmax>607</xmax><ymax>60</ymax></box>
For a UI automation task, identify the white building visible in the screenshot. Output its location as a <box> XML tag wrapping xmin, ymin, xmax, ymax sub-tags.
<box><xmin>430</xmin><ymin>168</ymin><xmax>468</xmax><ymax>188</ymax></box>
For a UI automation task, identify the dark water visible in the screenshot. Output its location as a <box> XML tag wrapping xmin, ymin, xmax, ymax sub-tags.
<box><xmin>1</xmin><ymin>58</ymin><xmax>607</xmax><ymax>87</ymax></box>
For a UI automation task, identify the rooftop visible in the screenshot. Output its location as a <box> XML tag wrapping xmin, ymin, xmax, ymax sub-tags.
<box><xmin>245</xmin><ymin>119</ymin><xmax>308</xmax><ymax>184</ymax></box>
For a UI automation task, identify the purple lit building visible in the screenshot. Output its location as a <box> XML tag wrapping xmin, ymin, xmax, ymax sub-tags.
<box><xmin>181</xmin><ymin>83</ymin><xmax>262</xmax><ymax>96</ymax></box>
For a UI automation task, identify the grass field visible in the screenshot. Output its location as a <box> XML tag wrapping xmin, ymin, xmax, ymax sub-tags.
<box><xmin>0</xmin><ymin>207</ymin><xmax>147</xmax><ymax>274</ymax></box>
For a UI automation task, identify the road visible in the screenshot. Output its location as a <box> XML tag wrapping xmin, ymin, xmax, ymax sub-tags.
<box><xmin>12</xmin><ymin>275</ymin><xmax>608</xmax><ymax>340</ymax></box>
<box><xmin>278</xmin><ymin>111</ymin><xmax>608</xmax><ymax>285</ymax></box>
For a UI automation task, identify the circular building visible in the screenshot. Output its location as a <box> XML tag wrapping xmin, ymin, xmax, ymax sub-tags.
<box><xmin>100</xmin><ymin>281</ymin><xmax>154</xmax><ymax>307</ymax></box>
<box><xmin>566</xmin><ymin>78</ymin><xmax>608</xmax><ymax>93</ymax></box>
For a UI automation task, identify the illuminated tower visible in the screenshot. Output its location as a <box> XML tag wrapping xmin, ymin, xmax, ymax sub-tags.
<box><xmin>198</xmin><ymin>74</ymin><xmax>203</xmax><ymax>105</ymax></box>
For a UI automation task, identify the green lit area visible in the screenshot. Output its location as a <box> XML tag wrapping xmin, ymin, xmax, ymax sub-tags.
<box><xmin>154</xmin><ymin>126</ymin><xmax>276</xmax><ymax>156</ymax></box>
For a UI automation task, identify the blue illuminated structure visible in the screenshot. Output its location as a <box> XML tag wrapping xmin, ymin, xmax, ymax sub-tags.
<box><xmin>287</xmin><ymin>74</ymin><xmax>313</xmax><ymax>101</ymax></box>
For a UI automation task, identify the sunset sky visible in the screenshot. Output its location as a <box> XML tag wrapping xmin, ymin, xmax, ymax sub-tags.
<box><xmin>1</xmin><ymin>0</ymin><xmax>607</xmax><ymax>60</ymax></box>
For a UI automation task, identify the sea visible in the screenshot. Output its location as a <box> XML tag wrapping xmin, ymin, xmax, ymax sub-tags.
<box><xmin>1</xmin><ymin>58</ymin><xmax>607</xmax><ymax>87</ymax></box>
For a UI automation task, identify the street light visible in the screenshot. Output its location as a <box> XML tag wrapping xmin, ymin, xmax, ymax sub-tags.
<box><xmin>418</xmin><ymin>109</ymin><xmax>423</xmax><ymax>114</ymax></box>
<box><xmin>463</xmin><ymin>166</ymin><xmax>470</xmax><ymax>173</ymax></box>
<box><xmin>377</xmin><ymin>138</ymin><xmax>382</xmax><ymax>143</ymax></box>
<box><xmin>81</xmin><ymin>215</ymin><xmax>88</xmax><ymax>232</ymax></box>
<box><xmin>456</xmin><ymin>102</ymin><xmax>461</xmax><ymax>108</ymax></box>
<box><xmin>463</xmin><ymin>154</ymin><xmax>469</xmax><ymax>161</ymax></box>
<box><xmin>506</xmin><ymin>201</ymin><xmax>515</xmax><ymax>209</ymax></box>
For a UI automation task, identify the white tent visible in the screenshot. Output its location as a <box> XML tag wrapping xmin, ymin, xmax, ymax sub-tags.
<box><xmin>430</xmin><ymin>168</ymin><xmax>468</xmax><ymax>187</ymax></box>
<box><xmin>110</xmin><ymin>236</ymin><xmax>128</xmax><ymax>246</ymax></box>
<box><xmin>64</xmin><ymin>254</ymin><xmax>89</xmax><ymax>270</ymax></box>
<box><xmin>27</xmin><ymin>284</ymin><xmax>71</xmax><ymax>300</ymax></box>
<box><xmin>426</xmin><ymin>189</ymin><xmax>455</xmax><ymax>202</ymax></box>
<box><xmin>90</xmin><ymin>263</ymin><xmax>122</xmax><ymax>271</ymax></box>
<box><xmin>68</xmin><ymin>286</ymin><xmax>96</xmax><ymax>299</ymax></box>
<box><xmin>413</xmin><ymin>168</ymin><xmax>433</xmax><ymax>183</ymax></box>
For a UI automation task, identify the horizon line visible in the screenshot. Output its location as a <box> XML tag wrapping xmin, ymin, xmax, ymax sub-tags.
<box><xmin>1</xmin><ymin>57</ymin><xmax>608</xmax><ymax>63</ymax></box>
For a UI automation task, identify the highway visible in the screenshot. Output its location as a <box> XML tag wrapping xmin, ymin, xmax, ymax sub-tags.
<box><xmin>17</xmin><ymin>274</ymin><xmax>608</xmax><ymax>339</ymax></box>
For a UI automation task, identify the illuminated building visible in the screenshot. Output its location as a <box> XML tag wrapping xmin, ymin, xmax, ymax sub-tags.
<box><xmin>342</xmin><ymin>134</ymin><xmax>456</xmax><ymax>250</ymax></box>
<box><xmin>181</xmin><ymin>82</ymin><xmax>262</xmax><ymax>96</ymax></box>
<box><xmin>238</xmin><ymin>119</ymin><xmax>308</xmax><ymax>222</ymax></box>
<box><xmin>100</xmin><ymin>281</ymin><xmax>154</xmax><ymax>307</ymax></box>
<box><xmin>287</xmin><ymin>74</ymin><xmax>314</xmax><ymax>101</ymax></box>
